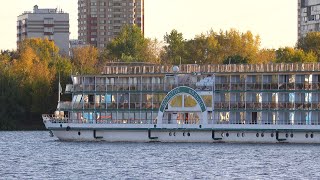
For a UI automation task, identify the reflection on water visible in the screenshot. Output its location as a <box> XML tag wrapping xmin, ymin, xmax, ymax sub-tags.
<box><xmin>1</xmin><ymin>131</ymin><xmax>320</xmax><ymax>179</ymax></box>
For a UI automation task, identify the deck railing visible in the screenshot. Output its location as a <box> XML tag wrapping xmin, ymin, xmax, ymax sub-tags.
<box><xmin>43</xmin><ymin>114</ymin><xmax>320</xmax><ymax>126</ymax></box>
<box><xmin>102</xmin><ymin>63</ymin><xmax>320</xmax><ymax>75</ymax></box>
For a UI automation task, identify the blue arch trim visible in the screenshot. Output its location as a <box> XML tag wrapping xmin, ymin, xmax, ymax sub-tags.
<box><xmin>159</xmin><ymin>86</ymin><xmax>206</xmax><ymax>113</ymax></box>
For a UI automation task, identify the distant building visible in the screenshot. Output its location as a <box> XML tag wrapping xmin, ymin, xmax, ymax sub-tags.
<box><xmin>17</xmin><ymin>5</ymin><xmax>70</xmax><ymax>55</ymax></box>
<box><xmin>298</xmin><ymin>0</ymin><xmax>320</xmax><ymax>40</ymax></box>
<box><xmin>69</xmin><ymin>39</ymin><xmax>89</xmax><ymax>57</ymax></box>
<box><xmin>78</xmin><ymin>0</ymin><xmax>144</xmax><ymax>48</ymax></box>
<box><xmin>70</xmin><ymin>39</ymin><xmax>88</xmax><ymax>49</ymax></box>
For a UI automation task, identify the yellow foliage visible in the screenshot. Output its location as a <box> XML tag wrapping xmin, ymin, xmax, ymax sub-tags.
<box><xmin>72</xmin><ymin>46</ymin><xmax>99</xmax><ymax>74</ymax></box>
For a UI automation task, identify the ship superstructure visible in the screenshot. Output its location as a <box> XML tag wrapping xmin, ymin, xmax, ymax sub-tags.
<box><xmin>43</xmin><ymin>63</ymin><xmax>320</xmax><ymax>143</ymax></box>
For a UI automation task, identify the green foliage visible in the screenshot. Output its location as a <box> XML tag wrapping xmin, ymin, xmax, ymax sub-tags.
<box><xmin>223</xmin><ymin>55</ymin><xmax>249</xmax><ymax>64</ymax></box>
<box><xmin>163</xmin><ymin>29</ymin><xmax>261</xmax><ymax>64</ymax></box>
<box><xmin>0</xmin><ymin>38</ymin><xmax>74</xmax><ymax>130</ymax></box>
<box><xmin>163</xmin><ymin>29</ymin><xmax>186</xmax><ymax>65</ymax></box>
<box><xmin>275</xmin><ymin>47</ymin><xmax>317</xmax><ymax>63</ymax></box>
<box><xmin>184</xmin><ymin>34</ymin><xmax>219</xmax><ymax>64</ymax></box>
<box><xmin>297</xmin><ymin>32</ymin><xmax>320</xmax><ymax>61</ymax></box>
<box><xmin>105</xmin><ymin>24</ymin><xmax>157</xmax><ymax>62</ymax></box>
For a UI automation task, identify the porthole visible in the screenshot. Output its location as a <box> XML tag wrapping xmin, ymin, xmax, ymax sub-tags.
<box><xmin>169</xmin><ymin>132</ymin><xmax>172</xmax><ymax>136</ymax></box>
<box><xmin>242</xmin><ymin>133</ymin><xmax>245</xmax><ymax>137</ymax></box>
<box><xmin>286</xmin><ymin>133</ymin><xmax>289</xmax><ymax>138</ymax></box>
<box><xmin>261</xmin><ymin>133</ymin><xmax>264</xmax><ymax>137</ymax></box>
<box><xmin>173</xmin><ymin>132</ymin><xmax>176</xmax><ymax>136</ymax></box>
<box><xmin>187</xmin><ymin>132</ymin><xmax>190</xmax><ymax>136</ymax></box>
<box><xmin>199</xmin><ymin>125</ymin><xmax>202</xmax><ymax>128</ymax></box>
<box><xmin>237</xmin><ymin>133</ymin><xmax>240</xmax><ymax>137</ymax></box>
<box><xmin>78</xmin><ymin>131</ymin><xmax>81</xmax><ymax>136</ymax></box>
<box><xmin>221</xmin><ymin>133</ymin><xmax>224</xmax><ymax>137</ymax></box>
<box><xmin>183</xmin><ymin>132</ymin><xmax>185</xmax><ymax>136</ymax></box>
<box><xmin>256</xmin><ymin>133</ymin><xmax>259</xmax><ymax>137</ymax></box>
<box><xmin>226</xmin><ymin>132</ymin><xmax>229</xmax><ymax>137</ymax></box>
<box><xmin>271</xmin><ymin>133</ymin><xmax>274</xmax><ymax>138</ymax></box>
<box><xmin>311</xmin><ymin>134</ymin><xmax>314</xmax><ymax>138</ymax></box>
<box><xmin>305</xmin><ymin>134</ymin><xmax>309</xmax><ymax>138</ymax></box>
<box><xmin>290</xmin><ymin>134</ymin><xmax>294</xmax><ymax>138</ymax></box>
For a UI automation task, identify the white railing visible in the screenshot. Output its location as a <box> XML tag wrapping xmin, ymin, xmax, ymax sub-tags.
<box><xmin>102</xmin><ymin>63</ymin><xmax>320</xmax><ymax>75</ymax></box>
<box><xmin>43</xmin><ymin>114</ymin><xmax>320</xmax><ymax>126</ymax></box>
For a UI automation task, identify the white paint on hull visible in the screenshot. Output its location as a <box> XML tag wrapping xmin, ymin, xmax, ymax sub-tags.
<box><xmin>51</xmin><ymin>129</ymin><xmax>320</xmax><ymax>143</ymax></box>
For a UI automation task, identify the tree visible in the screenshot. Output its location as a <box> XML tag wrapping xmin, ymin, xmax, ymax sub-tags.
<box><xmin>17</xmin><ymin>38</ymin><xmax>59</xmax><ymax>62</ymax></box>
<box><xmin>297</xmin><ymin>32</ymin><xmax>320</xmax><ymax>61</ymax></box>
<box><xmin>212</xmin><ymin>29</ymin><xmax>261</xmax><ymax>64</ymax></box>
<box><xmin>163</xmin><ymin>29</ymin><xmax>186</xmax><ymax>65</ymax></box>
<box><xmin>0</xmin><ymin>38</ymin><xmax>65</xmax><ymax>130</ymax></box>
<box><xmin>223</xmin><ymin>55</ymin><xmax>248</xmax><ymax>64</ymax></box>
<box><xmin>72</xmin><ymin>46</ymin><xmax>99</xmax><ymax>74</ymax></box>
<box><xmin>276</xmin><ymin>47</ymin><xmax>317</xmax><ymax>63</ymax></box>
<box><xmin>184</xmin><ymin>33</ymin><xmax>220</xmax><ymax>64</ymax></box>
<box><xmin>256</xmin><ymin>49</ymin><xmax>276</xmax><ymax>64</ymax></box>
<box><xmin>105</xmin><ymin>24</ymin><xmax>156</xmax><ymax>62</ymax></box>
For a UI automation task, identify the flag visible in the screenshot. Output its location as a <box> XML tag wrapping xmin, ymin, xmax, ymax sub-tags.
<box><xmin>59</xmin><ymin>82</ymin><xmax>63</xmax><ymax>94</ymax></box>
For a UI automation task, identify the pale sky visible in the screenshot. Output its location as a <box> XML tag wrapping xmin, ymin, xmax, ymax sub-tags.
<box><xmin>0</xmin><ymin>0</ymin><xmax>297</xmax><ymax>50</ymax></box>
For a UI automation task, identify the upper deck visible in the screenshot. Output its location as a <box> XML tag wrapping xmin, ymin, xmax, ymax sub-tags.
<box><xmin>102</xmin><ymin>62</ymin><xmax>320</xmax><ymax>75</ymax></box>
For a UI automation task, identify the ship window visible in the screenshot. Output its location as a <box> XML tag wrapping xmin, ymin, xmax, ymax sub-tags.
<box><xmin>170</xmin><ymin>95</ymin><xmax>182</xmax><ymax>107</ymax></box>
<box><xmin>184</xmin><ymin>95</ymin><xmax>197</xmax><ymax>107</ymax></box>
<box><xmin>201</xmin><ymin>95</ymin><xmax>212</xmax><ymax>107</ymax></box>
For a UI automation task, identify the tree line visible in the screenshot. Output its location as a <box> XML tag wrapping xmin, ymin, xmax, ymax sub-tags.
<box><xmin>1</xmin><ymin>25</ymin><xmax>320</xmax><ymax>130</ymax></box>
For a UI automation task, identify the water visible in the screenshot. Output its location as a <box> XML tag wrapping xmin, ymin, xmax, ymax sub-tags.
<box><xmin>1</xmin><ymin>131</ymin><xmax>320</xmax><ymax>179</ymax></box>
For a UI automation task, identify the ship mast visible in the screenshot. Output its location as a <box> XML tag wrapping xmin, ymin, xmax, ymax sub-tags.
<box><xmin>58</xmin><ymin>72</ymin><xmax>61</xmax><ymax>111</ymax></box>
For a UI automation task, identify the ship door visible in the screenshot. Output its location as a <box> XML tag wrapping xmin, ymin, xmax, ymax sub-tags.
<box><xmin>252</xmin><ymin>112</ymin><xmax>257</xmax><ymax>124</ymax></box>
<box><xmin>185</xmin><ymin>113</ymin><xmax>189</xmax><ymax>124</ymax></box>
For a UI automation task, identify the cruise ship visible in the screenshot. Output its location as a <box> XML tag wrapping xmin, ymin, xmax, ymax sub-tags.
<box><xmin>43</xmin><ymin>62</ymin><xmax>320</xmax><ymax>143</ymax></box>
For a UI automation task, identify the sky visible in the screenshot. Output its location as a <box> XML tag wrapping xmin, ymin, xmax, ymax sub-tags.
<box><xmin>0</xmin><ymin>0</ymin><xmax>297</xmax><ymax>50</ymax></box>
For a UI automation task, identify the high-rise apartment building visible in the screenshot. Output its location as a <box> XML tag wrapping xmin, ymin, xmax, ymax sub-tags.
<box><xmin>78</xmin><ymin>0</ymin><xmax>144</xmax><ymax>48</ymax></box>
<box><xmin>17</xmin><ymin>5</ymin><xmax>70</xmax><ymax>55</ymax></box>
<box><xmin>298</xmin><ymin>0</ymin><xmax>320</xmax><ymax>40</ymax></box>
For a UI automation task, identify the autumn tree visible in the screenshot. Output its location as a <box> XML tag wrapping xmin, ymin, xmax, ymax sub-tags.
<box><xmin>17</xmin><ymin>38</ymin><xmax>59</xmax><ymax>62</ymax></box>
<box><xmin>72</xmin><ymin>46</ymin><xmax>99</xmax><ymax>74</ymax></box>
<box><xmin>256</xmin><ymin>49</ymin><xmax>276</xmax><ymax>64</ymax></box>
<box><xmin>213</xmin><ymin>29</ymin><xmax>261</xmax><ymax>64</ymax></box>
<box><xmin>0</xmin><ymin>38</ymin><xmax>72</xmax><ymax>130</ymax></box>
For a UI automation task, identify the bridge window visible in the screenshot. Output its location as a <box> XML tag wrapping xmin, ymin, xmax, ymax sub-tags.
<box><xmin>170</xmin><ymin>95</ymin><xmax>183</xmax><ymax>107</ymax></box>
<box><xmin>184</xmin><ymin>95</ymin><xmax>197</xmax><ymax>107</ymax></box>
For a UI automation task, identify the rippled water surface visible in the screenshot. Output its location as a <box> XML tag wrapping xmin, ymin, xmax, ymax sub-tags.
<box><xmin>1</xmin><ymin>131</ymin><xmax>320</xmax><ymax>179</ymax></box>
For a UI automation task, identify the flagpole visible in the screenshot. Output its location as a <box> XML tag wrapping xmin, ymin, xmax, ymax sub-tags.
<box><xmin>58</xmin><ymin>71</ymin><xmax>61</xmax><ymax>111</ymax></box>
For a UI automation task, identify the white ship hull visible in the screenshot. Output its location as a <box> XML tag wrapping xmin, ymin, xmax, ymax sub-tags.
<box><xmin>44</xmin><ymin>121</ymin><xmax>320</xmax><ymax>143</ymax></box>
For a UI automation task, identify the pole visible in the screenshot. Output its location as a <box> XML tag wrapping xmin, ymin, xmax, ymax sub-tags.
<box><xmin>58</xmin><ymin>71</ymin><xmax>61</xmax><ymax>111</ymax></box>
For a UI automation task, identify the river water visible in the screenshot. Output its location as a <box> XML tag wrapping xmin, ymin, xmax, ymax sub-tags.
<box><xmin>0</xmin><ymin>131</ymin><xmax>320</xmax><ymax>179</ymax></box>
